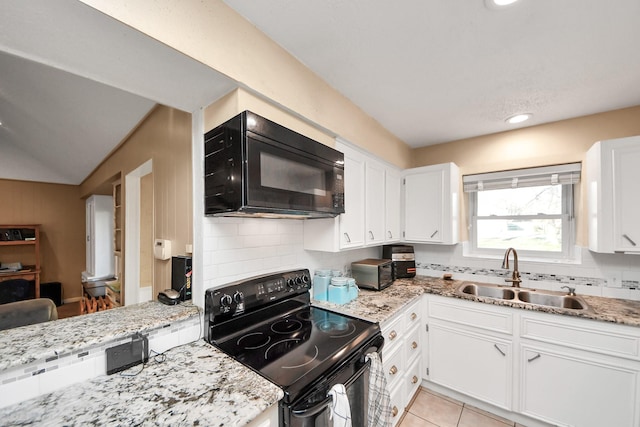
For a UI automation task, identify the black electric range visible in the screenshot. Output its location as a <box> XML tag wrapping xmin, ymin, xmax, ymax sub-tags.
<box><xmin>205</xmin><ymin>269</ymin><xmax>383</xmax><ymax>425</ymax></box>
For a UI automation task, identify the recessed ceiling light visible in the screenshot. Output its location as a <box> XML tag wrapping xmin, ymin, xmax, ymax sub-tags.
<box><xmin>485</xmin><ymin>0</ymin><xmax>520</xmax><ymax>9</ymax></box>
<box><xmin>505</xmin><ymin>113</ymin><xmax>532</xmax><ymax>124</ymax></box>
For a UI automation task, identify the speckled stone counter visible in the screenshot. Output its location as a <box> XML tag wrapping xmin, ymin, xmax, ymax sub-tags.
<box><xmin>0</xmin><ymin>301</ymin><xmax>200</xmax><ymax>373</ymax></box>
<box><xmin>0</xmin><ymin>340</ymin><xmax>283</xmax><ymax>426</ymax></box>
<box><xmin>314</xmin><ymin>275</ymin><xmax>640</xmax><ymax>327</ymax></box>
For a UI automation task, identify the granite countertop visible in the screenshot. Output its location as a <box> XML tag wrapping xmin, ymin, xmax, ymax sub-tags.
<box><xmin>314</xmin><ymin>275</ymin><xmax>640</xmax><ymax>328</ymax></box>
<box><xmin>0</xmin><ymin>301</ymin><xmax>200</xmax><ymax>373</ymax></box>
<box><xmin>0</xmin><ymin>340</ymin><xmax>283</xmax><ymax>426</ymax></box>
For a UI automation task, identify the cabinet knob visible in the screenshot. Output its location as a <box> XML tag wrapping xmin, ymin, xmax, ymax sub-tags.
<box><xmin>411</xmin><ymin>341</ymin><xmax>418</xmax><ymax>350</ymax></box>
<box><xmin>389</xmin><ymin>330</ymin><xmax>397</xmax><ymax>340</ymax></box>
<box><xmin>389</xmin><ymin>365</ymin><xmax>398</xmax><ymax>375</ymax></box>
<box><xmin>410</xmin><ymin>312</ymin><xmax>417</xmax><ymax>321</ymax></box>
<box><xmin>392</xmin><ymin>406</ymin><xmax>399</xmax><ymax>417</ymax></box>
<box><xmin>412</xmin><ymin>375</ymin><xmax>419</xmax><ymax>384</ymax></box>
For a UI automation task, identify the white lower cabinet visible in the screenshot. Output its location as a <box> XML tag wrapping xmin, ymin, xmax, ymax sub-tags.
<box><xmin>520</xmin><ymin>344</ymin><xmax>638</xmax><ymax>427</ymax></box>
<box><xmin>429</xmin><ymin>324</ymin><xmax>512</xmax><ymax>410</ymax></box>
<box><xmin>423</xmin><ymin>295</ymin><xmax>640</xmax><ymax>427</ymax></box>
<box><xmin>380</xmin><ymin>297</ymin><xmax>423</xmax><ymax>426</ymax></box>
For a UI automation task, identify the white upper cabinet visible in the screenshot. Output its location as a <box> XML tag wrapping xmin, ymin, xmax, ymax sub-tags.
<box><xmin>303</xmin><ymin>139</ymin><xmax>402</xmax><ymax>252</ymax></box>
<box><xmin>384</xmin><ymin>168</ymin><xmax>402</xmax><ymax>243</ymax></box>
<box><xmin>587</xmin><ymin>136</ymin><xmax>640</xmax><ymax>253</ymax></box>
<box><xmin>403</xmin><ymin>163</ymin><xmax>459</xmax><ymax>244</ymax></box>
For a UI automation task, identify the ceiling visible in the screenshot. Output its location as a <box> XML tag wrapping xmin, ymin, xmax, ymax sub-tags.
<box><xmin>223</xmin><ymin>0</ymin><xmax>640</xmax><ymax>147</ymax></box>
<box><xmin>2</xmin><ymin>1</ymin><xmax>639</xmax><ymax>186</ymax></box>
<box><xmin>0</xmin><ymin>0</ymin><xmax>236</xmax><ymax>185</ymax></box>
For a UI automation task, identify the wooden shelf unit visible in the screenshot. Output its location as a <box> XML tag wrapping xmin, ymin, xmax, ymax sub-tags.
<box><xmin>0</xmin><ymin>225</ymin><xmax>41</xmax><ymax>298</ymax></box>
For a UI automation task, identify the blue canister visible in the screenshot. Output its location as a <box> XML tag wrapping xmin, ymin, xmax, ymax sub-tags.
<box><xmin>347</xmin><ymin>278</ymin><xmax>359</xmax><ymax>302</ymax></box>
<box><xmin>328</xmin><ymin>276</ymin><xmax>349</xmax><ymax>304</ymax></box>
<box><xmin>313</xmin><ymin>269</ymin><xmax>331</xmax><ymax>301</ymax></box>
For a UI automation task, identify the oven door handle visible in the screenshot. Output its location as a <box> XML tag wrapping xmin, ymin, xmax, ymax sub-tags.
<box><xmin>291</xmin><ymin>361</ymin><xmax>370</xmax><ymax>418</ymax></box>
<box><xmin>292</xmin><ymin>395</ymin><xmax>333</xmax><ymax>418</ymax></box>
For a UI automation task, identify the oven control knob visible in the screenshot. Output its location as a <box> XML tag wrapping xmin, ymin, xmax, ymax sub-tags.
<box><xmin>233</xmin><ymin>291</ymin><xmax>244</xmax><ymax>303</ymax></box>
<box><xmin>220</xmin><ymin>294</ymin><xmax>233</xmax><ymax>307</ymax></box>
<box><xmin>301</xmin><ymin>275</ymin><xmax>310</xmax><ymax>285</ymax></box>
<box><xmin>286</xmin><ymin>278</ymin><xmax>296</xmax><ymax>289</ymax></box>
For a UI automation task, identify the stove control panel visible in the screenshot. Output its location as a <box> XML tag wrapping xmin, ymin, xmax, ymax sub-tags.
<box><xmin>205</xmin><ymin>269</ymin><xmax>311</xmax><ymax>322</ymax></box>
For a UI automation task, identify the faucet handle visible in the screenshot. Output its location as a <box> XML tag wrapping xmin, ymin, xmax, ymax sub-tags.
<box><xmin>561</xmin><ymin>286</ymin><xmax>576</xmax><ymax>296</ymax></box>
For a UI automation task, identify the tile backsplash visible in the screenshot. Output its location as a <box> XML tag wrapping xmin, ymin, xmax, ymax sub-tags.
<box><xmin>201</xmin><ymin>217</ymin><xmax>640</xmax><ymax>301</ymax></box>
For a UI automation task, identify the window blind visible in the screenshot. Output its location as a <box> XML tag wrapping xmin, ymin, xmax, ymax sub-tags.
<box><xmin>463</xmin><ymin>163</ymin><xmax>581</xmax><ymax>192</ymax></box>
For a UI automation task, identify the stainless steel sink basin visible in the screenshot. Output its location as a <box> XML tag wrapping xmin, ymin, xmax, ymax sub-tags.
<box><xmin>516</xmin><ymin>291</ymin><xmax>588</xmax><ymax>310</ymax></box>
<box><xmin>458</xmin><ymin>283</ymin><xmax>516</xmax><ymax>300</ymax></box>
<box><xmin>456</xmin><ymin>281</ymin><xmax>591</xmax><ymax>311</ymax></box>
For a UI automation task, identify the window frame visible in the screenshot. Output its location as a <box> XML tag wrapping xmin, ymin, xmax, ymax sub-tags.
<box><xmin>468</xmin><ymin>183</ymin><xmax>576</xmax><ymax>261</ymax></box>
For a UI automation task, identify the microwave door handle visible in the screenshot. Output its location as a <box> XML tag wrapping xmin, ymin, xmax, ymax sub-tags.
<box><xmin>292</xmin><ymin>395</ymin><xmax>333</xmax><ymax>418</ymax></box>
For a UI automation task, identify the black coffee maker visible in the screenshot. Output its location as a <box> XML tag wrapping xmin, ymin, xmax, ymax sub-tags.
<box><xmin>382</xmin><ymin>245</ymin><xmax>416</xmax><ymax>279</ymax></box>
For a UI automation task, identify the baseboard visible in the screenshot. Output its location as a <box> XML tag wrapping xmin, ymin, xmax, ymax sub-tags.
<box><xmin>63</xmin><ymin>296</ymin><xmax>83</xmax><ymax>304</ymax></box>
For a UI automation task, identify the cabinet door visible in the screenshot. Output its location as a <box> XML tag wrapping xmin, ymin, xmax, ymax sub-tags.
<box><xmin>384</xmin><ymin>168</ymin><xmax>402</xmax><ymax>243</ymax></box>
<box><xmin>521</xmin><ymin>346</ymin><xmax>638</xmax><ymax>427</ymax></box>
<box><xmin>429</xmin><ymin>324</ymin><xmax>511</xmax><ymax>409</ymax></box>
<box><xmin>365</xmin><ymin>159</ymin><xmax>385</xmax><ymax>246</ymax></box>
<box><xmin>613</xmin><ymin>143</ymin><xmax>640</xmax><ymax>252</ymax></box>
<box><xmin>404</xmin><ymin>169</ymin><xmax>444</xmax><ymax>242</ymax></box>
<box><xmin>338</xmin><ymin>143</ymin><xmax>366</xmax><ymax>249</ymax></box>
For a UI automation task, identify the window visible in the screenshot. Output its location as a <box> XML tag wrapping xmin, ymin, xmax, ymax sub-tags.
<box><xmin>464</xmin><ymin>163</ymin><xmax>580</xmax><ymax>260</ymax></box>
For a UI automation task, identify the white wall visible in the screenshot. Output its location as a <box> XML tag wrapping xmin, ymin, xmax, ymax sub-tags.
<box><xmin>201</xmin><ymin>217</ymin><xmax>379</xmax><ymax>290</ymax></box>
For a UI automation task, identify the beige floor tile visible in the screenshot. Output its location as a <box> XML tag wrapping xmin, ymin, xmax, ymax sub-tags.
<box><xmin>408</xmin><ymin>390</ymin><xmax>463</xmax><ymax>427</ymax></box>
<box><xmin>464</xmin><ymin>404</ymin><xmax>514</xmax><ymax>425</ymax></box>
<box><xmin>421</xmin><ymin>388</ymin><xmax>463</xmax><ymax>406</ymax></box>
<box><xmin>458</xmin><ymin>407</ymin><xmax>513</xmax><ymax>427</ymax></box>
<box><xmin>398</xmin><ymin>412</ymin><xmax>439</xmax><ymax>427</ymax></box>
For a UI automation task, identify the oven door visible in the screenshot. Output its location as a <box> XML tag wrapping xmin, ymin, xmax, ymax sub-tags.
<box><xmin>245</xmin><ymin>134</ymin><xmax>344</xmax><ymax>217</ymax></box>
<box><xmin>287</xmin><ymin>359</ymin><xmax>369</xmax><ymax>427</ymax></box>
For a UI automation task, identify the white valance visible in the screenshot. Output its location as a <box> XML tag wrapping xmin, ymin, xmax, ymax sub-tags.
<box><xmin>463</xmin><ymin>163</ymin><xmax>581</xmax><ymax>192</ymax></box>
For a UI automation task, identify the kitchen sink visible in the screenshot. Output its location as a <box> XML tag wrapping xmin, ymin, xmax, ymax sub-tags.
<box><xmin>516</xmin><ymin>291</ymin><xmax>588</xmax><ymax>310</ymax></box>
<box><xmin>456</xmin><ymin>281</ymin><xmax>591</xmax><ymax>311</ymax></box>
<box><xmin>458</xmin><ymin>283</ymin><xmax>516</xmax><ymax>300</ymax></box>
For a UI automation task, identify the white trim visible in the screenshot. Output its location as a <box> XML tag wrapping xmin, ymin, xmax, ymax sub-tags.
<box><xmin>124</xmin><ymin>159</ymin><xmax>153</xmax><ymax>306</ymax></box>
<box><xmin>191</xmin><ymin>109</ymin><xmax>205</xmax><ymax>309</ymax></box>
<box><xmin>464</xmin><ymin>163</ymin><xmax>581</xmax><ymax>192</ymax></box>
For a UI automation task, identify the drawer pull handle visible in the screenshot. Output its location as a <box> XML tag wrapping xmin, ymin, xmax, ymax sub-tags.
<box><xmin>388</xmin><ymin>230</ymin><xmax>393</xmax><ymax>239</ymax></box>
<box><xmin>528</xmin><ymin>353</ymin><xmax>542</xmax><ymax>363</ymax></box>
<box><xmin>411</xmin><ymin>341</ymin><xmax>418</xmax><ymax>350</ymax></box>
<box><xmin>392</xmin><ymin>406</ymin><xmax>399</xmax><ymax>417</ymax></box>
<box><xmin>412</xmin><ymin>375</ymin><xmax>418</xmax><ymax>384</ymax></box>
<box><xmin>389</xmin><ymin>365</ymin><xmax>398</xmax><ymax>375</ymax></box>
<box><xmin>430</xmin><ymin>230</ymin><xmax>439</xmax><ymax>238</ymax></box>
<box><xmin>410</xmin><ymin>312</ymin><xmax>417</xmax><ymax>321</ymax></box>
<box><xmin>343</xmin><ymin>232</ymin><xmax>351</xmax><ymax>243</ymax></box>
<box><xmin>369</xmin><ymin>230</ymin><xmax>375</xmax><ymax>240</ymax></box>
<box><xmin>494</xmin><ymin>344</ymin><xmax>506</xmax><ymax>356</ymax></box>
<box><xmin>623</xmin><ymin>234</ymin><xmax>637</xmax><ymax>246</ymax></box>
<box><xmin>389</xmin><ymin>330</ymin><xmax>397</xmax><ymax>340</ymax></box>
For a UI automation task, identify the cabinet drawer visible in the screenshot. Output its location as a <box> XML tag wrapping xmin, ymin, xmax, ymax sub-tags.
<box><xmin>383</xmin><ymin>344</ymin><xmax>404</xmax><ymax>391</ymax></box>
<box><xmin>381</xmin><ymin>314</ymin><xmax>404</xmax><ymax>351</ymax></box>
<box><xmin>388</xmin><ymin>380</ymin><xmax>404</xmax><ymax>427</ymax></box>
<box><xmin>405</xmin><ymin>324</ymin><xmax>421</xmax><ymax>364</ymax></box>
<box><xmin>521</xmin><ymin>315</ymin><xmax>640</xmax><ymax>360</ymax></box>
<box><xmin>428</xmin><ymin>296</ymin><xmax>513</xmax><ymax>335</ymax></box>
<box><xmin>404</xmin><ymin>299</ymin><xmax>421</xmax><ymax>329</ymax></box>
<box><xmin>405</xmin><ymin>357</ymin><xmax>422</xmax><ymax>405</ymax></box>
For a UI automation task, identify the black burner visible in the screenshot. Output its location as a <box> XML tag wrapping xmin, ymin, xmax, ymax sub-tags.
<box><xmin>271</xmin><ymin>319</ymin><xmax>303</xmax><ymax>334</ymax></box>
<box><xmin>237</xmin><ymin>332</ymin><xmax>271</xmax><ymax>350</ymax></box>
<box><xmin>265</xmin><ymin>338</ymin><xmax>302</xmax><ymax>360</ymax></box>
<box><xmin>317</xmin><ymin>320</ymin><xmax>357</xmax><ymax>338</ymax></box>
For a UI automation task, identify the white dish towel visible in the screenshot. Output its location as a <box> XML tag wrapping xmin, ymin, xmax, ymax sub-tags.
<box><xmin>366</xmin><ymin>351</ymin><xmax>392</xmax><ymax>427</ymax></box>
<box><xmin>329</xmin><ymin>383</ymin><xmax>352</xmax><ymax>427</ymax></box>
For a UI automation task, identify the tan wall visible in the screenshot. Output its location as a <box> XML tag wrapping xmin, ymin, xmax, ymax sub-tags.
<box><xmin>0</xmin><ymin>179</ymin><xmax>85</xmax><ymax>299</ymax></box>
<box><xmin>411</xmin><ymin>106</ymin><xmax>640</xmax><ymax>244</ymax></box>
<box><xmin>81</xmin><ymin>105</ymin><xmax>192</xmax><ymax>297</ymax></box>
<box><xmin>79</xmin><ymin>0</ymin><xmax>412</xmax><ymax>169</ymax></box>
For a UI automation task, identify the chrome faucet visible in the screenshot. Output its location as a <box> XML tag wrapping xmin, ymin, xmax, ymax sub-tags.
<box><xmin>501</xmin><ymin>247</ymin><xmax>522</xmax><ymax>287</ymax></box>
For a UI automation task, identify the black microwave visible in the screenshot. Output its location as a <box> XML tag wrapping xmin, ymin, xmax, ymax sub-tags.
<box><xmin>204</xmin><ymin>111</ymin><xmax>345</xmax><ymax>218</ymax></box>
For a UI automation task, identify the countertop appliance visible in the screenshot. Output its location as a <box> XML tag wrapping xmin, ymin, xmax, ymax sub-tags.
<box><xmin>205</xmin><ymin>269</ymin><xmax>383</xmax><ymax>426</ymax></box>
<box><xmin>204</xmin><ymin>111</ymin><xmax>345</xmax><ymax>219</ymax></box>
<box><xmin>382</xmin><ymin>245</ymin><xmax>416</xmax><ymax>279</ymax></box>
<box><xmin>351</xmin><ymin>258</ymin><xmax>393</xmax><ymax>291</ymax></box>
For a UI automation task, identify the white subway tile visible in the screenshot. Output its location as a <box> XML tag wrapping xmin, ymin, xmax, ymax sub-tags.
<box><xmin>0</xmin><ymin>373</ymin><xmax>40</xmax><ymax>408</ymax></box>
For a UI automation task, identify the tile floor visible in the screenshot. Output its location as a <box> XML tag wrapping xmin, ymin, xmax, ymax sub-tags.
<box><xmin>399</xmin><ymin>388</ymin><xmax>527</xmax><ymax>427</ymax></box>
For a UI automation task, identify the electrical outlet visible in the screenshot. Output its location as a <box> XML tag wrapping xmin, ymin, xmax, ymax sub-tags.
<box><xmin>106</xmin><ymin>334</ymin><xmax>149</xmax><ymax>375</ymax></box>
